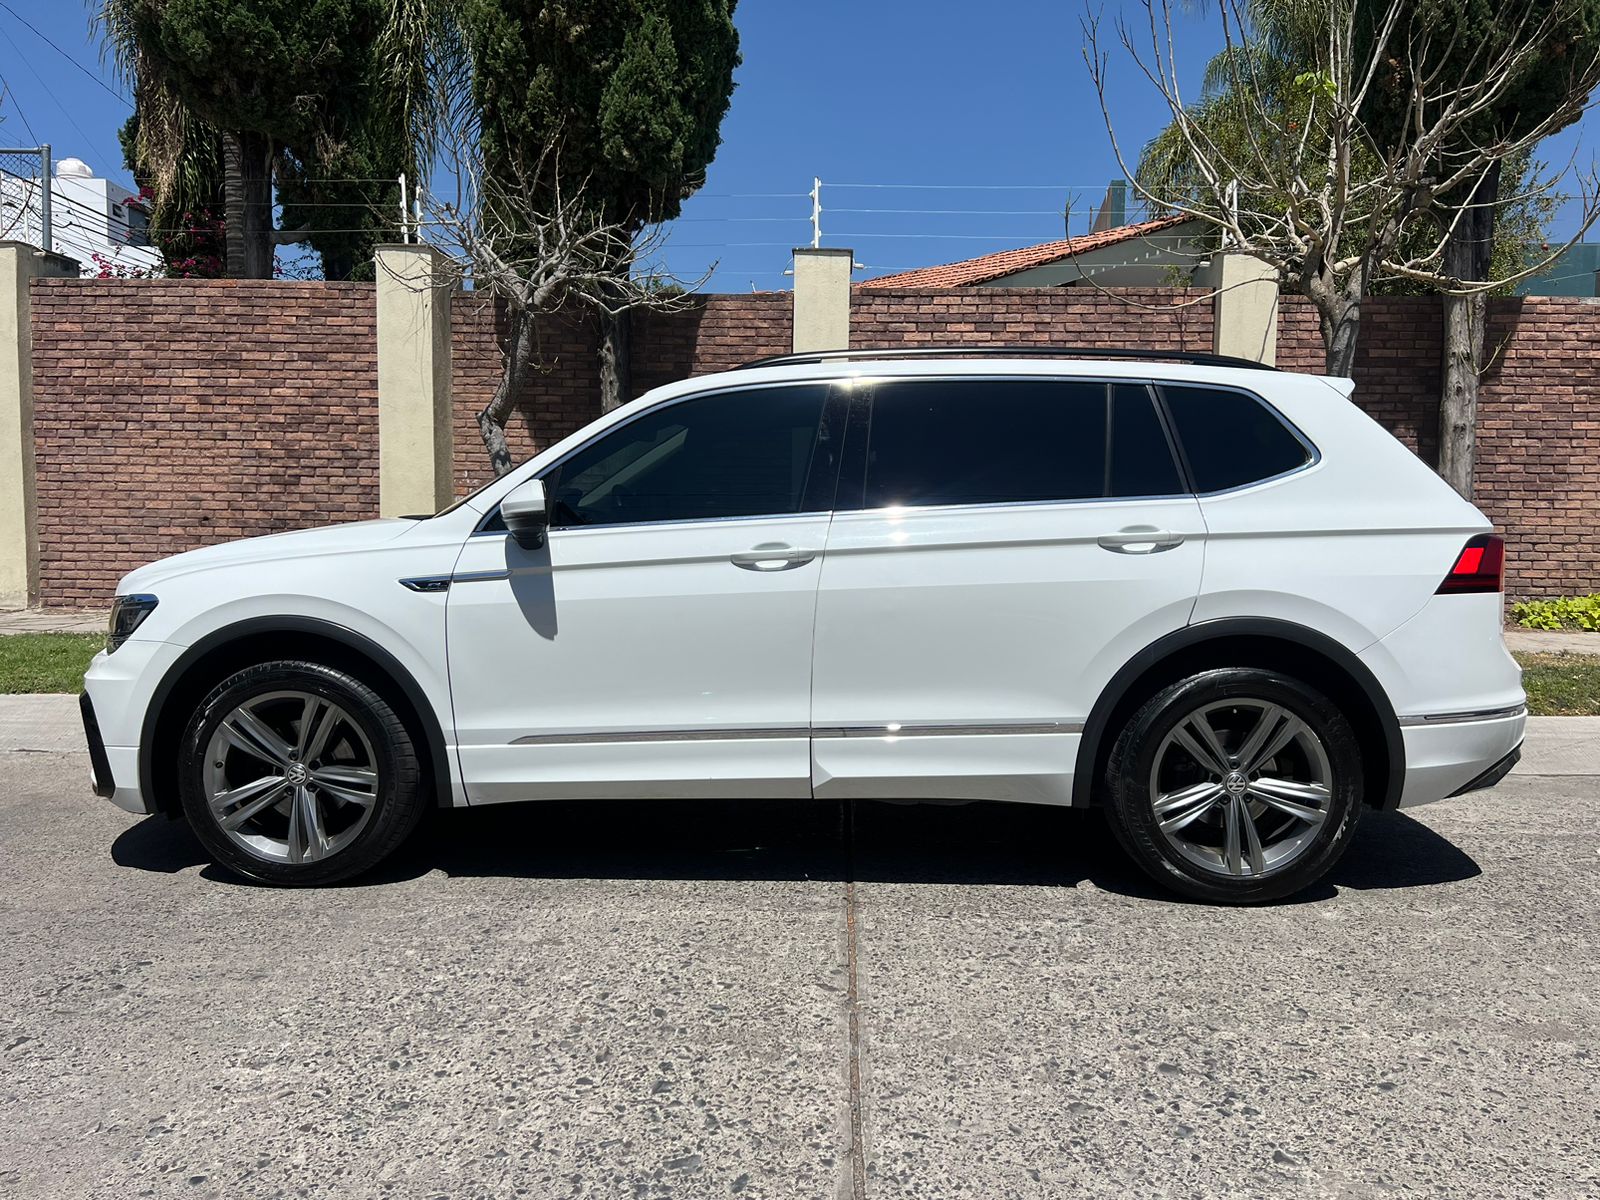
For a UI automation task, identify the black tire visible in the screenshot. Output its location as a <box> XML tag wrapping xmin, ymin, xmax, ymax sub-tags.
<box><xmin>178</xmin><ymin>660</ymin><xmax>428</xmax><ymax>886</ymax></box>
<box><xmin>1103</xmin><ymin>668</ymin><xmax>1363</xmax><ymax>904</ymax></box>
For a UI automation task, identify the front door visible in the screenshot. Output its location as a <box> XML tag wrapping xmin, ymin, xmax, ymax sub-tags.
<box><xmin>448</xmin><ymin>382</ymin><xmax>844</xmax><ymax>803</ymax></box>
<box><xmin>810</xmin><ymin>375</ymin><xmax>1206</xmax><ymax>805</ymax></box>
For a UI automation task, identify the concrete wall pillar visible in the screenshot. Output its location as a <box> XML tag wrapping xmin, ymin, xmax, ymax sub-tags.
<box><xmin>0</xmin><ymin>243</ymin><xmax>77</xmax><ymax>610</ymax></box>
<box><xmin>1212</xmin><ymin>252</ymin><xmax>1280</xmax><ymax>366</ymax></box>
<box><xmin>792</xmin><ymin>247</ymin><xmax>852</xmax><ymax>352</ymax></box>
<box><xmin>376</xmin><ymin>244</ymin><xmax>454</xmax><ymax>517</ymax></box>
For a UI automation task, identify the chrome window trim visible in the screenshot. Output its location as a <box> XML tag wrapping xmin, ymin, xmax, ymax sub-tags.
<box><xmin>1397</xmin><ymin>704</ymin><xmax>1527</xmax><ymax>727</ymax></box>
<box><xmin>826</xmin><ymin>493</ymin><xmax>1194</xmax><ymax>522</ymax></box>
<box><xmin>472</xmin><ymin>509</ymin><xmax>833</xmax><ymax>539</ymax></box>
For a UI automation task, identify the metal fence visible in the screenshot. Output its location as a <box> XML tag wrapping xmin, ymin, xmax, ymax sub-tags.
<box><xmin>0</xmin><ymin>144</ymin><xmax>50</xmax><ymax>251</ymax></box>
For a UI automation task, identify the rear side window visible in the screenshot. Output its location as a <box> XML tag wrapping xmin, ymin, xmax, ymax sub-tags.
<box><xmin>861</xmin><ymin>379</ymin><xmax>1183</xmax><ymax>509</ymax></box>
<box><xmin>1161</xmin><ymin>385</ymin><xmax>1312</xmax><ymax>492</ymax></box>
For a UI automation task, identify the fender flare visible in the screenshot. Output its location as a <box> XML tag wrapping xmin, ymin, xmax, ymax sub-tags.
<box><xmin>1071</xmin><ymin>617</ymin><xmax>1404</xmax><ymax>809</ymax></box>
<box><xmin>138</xmin><ymin>615</ymin><xmax>455</xmax><ymax>813</ymax></box>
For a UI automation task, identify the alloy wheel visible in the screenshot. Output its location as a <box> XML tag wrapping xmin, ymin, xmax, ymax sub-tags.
<box><xmin>1148</xmin><ymin>698</ymin><xmax>1333</xmax><ymax>879</ymax></box>
<box><xmin>202</xmin><ymin>690</ymin><xmax>381</xmax><ymax>865</ymax></box>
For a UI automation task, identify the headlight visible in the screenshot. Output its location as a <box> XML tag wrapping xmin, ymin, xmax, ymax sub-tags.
<box><xmin>107</xmin><ymin>594</ymin><xmax>159</xmax><ymax>653</ymax></box>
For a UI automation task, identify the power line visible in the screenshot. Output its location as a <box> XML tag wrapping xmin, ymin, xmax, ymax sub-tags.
<box><xmin>0</xmin><ymin>0</ymin><xmax>131</xmax><ymax>108</ymax></box>
<box><xmin>0</xmin><ymin>78</ymin><xmax>39</xmax><ymax>144</ymax></box>
<box><xmin>832</xmin><ymin>207</ymin><xmax>1064</xmax><ymax>216</ymax></box>
<box><xmin>0</xmin><ymin>22</ymin><xmax>121</xmax><ymax>167</ymax></box>
<box><xmin>828</xmin><ymin>182</ymin><xmax>1097</xmax><ymax>190</ymax></box>
<box><xmin>831</xmin><ymin>231</ymin><xmax>1065</xmax><ymax>240</ymax></box>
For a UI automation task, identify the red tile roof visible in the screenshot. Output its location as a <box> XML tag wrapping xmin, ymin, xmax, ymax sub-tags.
<box><xmin>856</xmin><ymin>215</ymin><xmax>1193</xmax><ymax>289</ymax></box>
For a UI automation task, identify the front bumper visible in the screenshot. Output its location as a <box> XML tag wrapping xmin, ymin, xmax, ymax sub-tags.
<box><xmin>82</xmin><ymin>639</ymin><xmax>180</xmax><ymax>816</ymax></box>
<box><xmin>79</xmin><ymin>692</ymin><xmax>115</xmax><ymax>800</ymax></box>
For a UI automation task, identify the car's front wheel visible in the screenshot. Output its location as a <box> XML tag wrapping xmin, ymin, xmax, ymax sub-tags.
<box><xmin>1103</xmin><ymin>668</ymin><xmax>1363</xmax><ymax>903</ymax></box>
<box><xmin>177</xmin><ymin>660</ymin><xmax>427</xmax><ymax>885</ymax></box>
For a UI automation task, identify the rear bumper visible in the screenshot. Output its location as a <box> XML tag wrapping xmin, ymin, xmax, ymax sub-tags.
<box><xmin>1448</xmin><ymin>742</ymin><xmax>1521</xmax><ymax>797</ymax></box>
<box><xmin>1397</xmin><ymin>707</ymin><xmax>1527</xmax><ymax>808</ymax></box>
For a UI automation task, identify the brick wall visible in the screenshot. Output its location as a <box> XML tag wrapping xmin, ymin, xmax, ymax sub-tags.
<box><xmin>450</xmin><ymin>292</ymin><xmax>791</xmax><ymax>495</ymax></box>
<box><xmin>25</xmin><ymin>279</ymin><xmax>1600</xmax><ymax>605</ymax></box>
<box><xmin>30</xmin><ymin>279</ymin><xmax>379</xmax><ymax>608</ymax></box>
<box><xmin>1277</xmin><ymin>296</ymin><xmax>1442</xmax><ymax>461</ymax></box>
<box><xmin>852</xmin><ymin>287</ymin><xmax>1214</xmax><ymax>350</ymax></box>
<box><xmin>1476</xmin><ymin>298</ymin><xmax>1600</xmax><ymax>597</ymax></box>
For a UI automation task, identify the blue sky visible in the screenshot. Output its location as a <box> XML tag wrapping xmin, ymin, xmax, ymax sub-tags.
<box><xmin>0</xmin><ymin>0</ymin><xmax>1593</xmax><ymax>291</ymax></box>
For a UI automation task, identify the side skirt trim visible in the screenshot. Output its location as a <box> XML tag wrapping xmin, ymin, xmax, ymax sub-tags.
<box><xmin>508</xmin><ymin>721</ymin><xmax>1084</xmax><ymax>746</ymax></box>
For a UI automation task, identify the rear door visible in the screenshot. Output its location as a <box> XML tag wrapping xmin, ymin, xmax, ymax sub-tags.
<box><xmin>809</xmin><ymin>375</ymin><xmax>1206</xmax><ymax>805</ymax></box>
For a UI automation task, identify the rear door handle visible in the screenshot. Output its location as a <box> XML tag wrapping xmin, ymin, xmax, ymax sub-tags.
<box><xmin>1097</xmin><ymin>526</ymin><xmax>1184</xmax><ymax>554</ymax></box>
<box><xmin>731</xmin><ymin>542</ymin><xmax>818</xmax><ymax>571</ymax></box>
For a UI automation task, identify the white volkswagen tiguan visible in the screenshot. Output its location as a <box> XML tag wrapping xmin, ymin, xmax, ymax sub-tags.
<box><xmin>81</xmin><ymin>348</ymin><xmax>1526</xmax><ymax>902</ymax></box>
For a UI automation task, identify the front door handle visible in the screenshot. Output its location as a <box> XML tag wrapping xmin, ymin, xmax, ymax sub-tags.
<box><xmin>1097</xmin><ymin>526</ymin><xmax>1184</xmax><ymax>554</ymax></box>
<box><xmin>731</xmin><ymin>543</ymin><xmax>818</xmax><ymax>571</ymax></box>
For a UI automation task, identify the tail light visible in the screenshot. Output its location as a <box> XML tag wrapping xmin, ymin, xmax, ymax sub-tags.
<box><xmin>1436</xmin><ymin>534</ymin><xmax>1504</xmax><ymax>595</ymax></box>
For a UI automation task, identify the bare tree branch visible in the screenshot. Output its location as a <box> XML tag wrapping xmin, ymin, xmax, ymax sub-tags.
<box><xmin>1086</xmin><ymin>0</ymin><xmax>1600</xmax><ymax>375</ymax></box>
<box><xmin>403</xmin><ymin>103</ymin><xmax>711</xmax><ymax>476</ymax></box>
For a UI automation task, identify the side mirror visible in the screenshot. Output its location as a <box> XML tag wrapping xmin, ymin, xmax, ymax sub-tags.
<box><xmin>501</xmin><ymin>477</ymin><xmax>549</xmax><ymax>550</ymax></box>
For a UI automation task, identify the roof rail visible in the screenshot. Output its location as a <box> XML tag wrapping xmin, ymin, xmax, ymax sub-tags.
<box><xmin>738</xmin><ymin>345</ymin><xmax>1277</xmax><ymax>372</ymax></box>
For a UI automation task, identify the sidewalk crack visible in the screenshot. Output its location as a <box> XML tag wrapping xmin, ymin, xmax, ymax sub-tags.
<box><xmin>844</xmin><ymin>799</ymin><xmax>867</xmax><ymax>1200</ymax></box>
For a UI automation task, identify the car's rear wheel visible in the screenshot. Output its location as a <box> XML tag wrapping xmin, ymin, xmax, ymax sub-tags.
<box><xmin>1103</xmin><ymin>668</ymin><xmax>1363</xmax><ymax>903</ymax></box>
<box><xmin>177</xmin><ymin>661</ymin><xmax>426</xmax><ymax>885</ymax></box>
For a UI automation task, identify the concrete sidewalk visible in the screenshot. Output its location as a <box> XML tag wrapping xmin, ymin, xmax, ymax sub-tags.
<box><xmin>0</xmin><ymin>609</ymin><xmax>104</xmax><ymax>634</ymax></box>
<box><xmin>1503</xmin><ymin>628</ymin><xmax>1600</xmax><ymax>656</ymax></box>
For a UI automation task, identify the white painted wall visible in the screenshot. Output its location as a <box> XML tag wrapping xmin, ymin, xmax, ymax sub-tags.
<box><xmin>974</xmin><ymin>221</ymin><xmax>1217</xmax><ymax>289</ymax></box>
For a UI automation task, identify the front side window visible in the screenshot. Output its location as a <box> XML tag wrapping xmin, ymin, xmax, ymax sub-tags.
<box><xmin>541</xmin><ymin>385</ymin><xmax>830</xmax><ymax>528</ymax></box>
<box><xmin>860</xmin><ymin>378</ymin><xmax>1183</xmax><ymax>510</ymax></box>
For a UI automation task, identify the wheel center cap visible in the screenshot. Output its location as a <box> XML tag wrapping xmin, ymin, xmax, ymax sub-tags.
<box><xmin>1223</xmin><ymin>771</ymin><xmax>1249</xmax><ymax>795</ymax></box>
<box><xmin>286</xmin><ymin>762</ymin><xmax>309</xmax><ymax>786</ymax></box>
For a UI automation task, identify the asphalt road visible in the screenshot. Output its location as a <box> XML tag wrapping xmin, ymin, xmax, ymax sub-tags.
<box><xmin>1</xmin><ymin>702</ymin><xmax>1596</xmax><ymax>1199</ymax></box>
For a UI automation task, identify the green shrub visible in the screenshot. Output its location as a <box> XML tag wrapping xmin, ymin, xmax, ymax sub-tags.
<box><xmin>1511</xmin><ymin>595</ymin><xmax>1600</xmax><ymax>631</ymax></box>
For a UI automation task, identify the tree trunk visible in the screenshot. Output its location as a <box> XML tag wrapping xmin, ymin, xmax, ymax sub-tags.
<box><xmin>221</xmin><ymin>130</ymin><xmax>274</xmax><ymax>279</ymax></box>
<box><xmin>598</xmin><ymin>304</ymin><xmax>632</xmax><ymax>414</ymax></box>
<box><xmin>479</xmin><ymin>307</ymin><xmax>537</xmax><ymax>477</ymax></box>
<box><xmin>1438</xmin><ymin>165</ymin><xmax>1501</xmax><ymax>499</ymax></box>
<box><xmin>1315</xmin><ymin>274</ymin><xmax>1364</xmax><ymax>378</ymax></box>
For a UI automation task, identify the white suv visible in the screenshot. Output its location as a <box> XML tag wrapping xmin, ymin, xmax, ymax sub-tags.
<box><xmin>81</xmin><ymin>348</ymin><xmax>1525</xmax><ymax>902</ymax></box>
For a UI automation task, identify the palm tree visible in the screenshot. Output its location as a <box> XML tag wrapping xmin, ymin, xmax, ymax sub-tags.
<box><xmin>96</xmin><ymin>0</ymin><xmax>462</xmax><ymax>279</ymax></box>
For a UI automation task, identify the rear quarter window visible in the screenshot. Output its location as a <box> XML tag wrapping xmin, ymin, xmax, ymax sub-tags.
<box><xmin>1160</xmin><ymin>385</ymin><xmax>1312</xmax><ymax>492</ymax></box>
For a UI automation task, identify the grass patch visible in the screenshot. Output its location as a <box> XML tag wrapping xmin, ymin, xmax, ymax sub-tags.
<box><xmin>1514</xmin><ymin>651</ymin><xmax>1600</xmax><ymax>716</ymax></box>
<box><xmin>0</xmin><ymin>633</ymin><xmax>103</xmax><ymax>694</ymax></box>
<box><xmin>2</xmin><ymin>635</ymin><xmax>1592</xmax><ymax>715</ymax></box>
